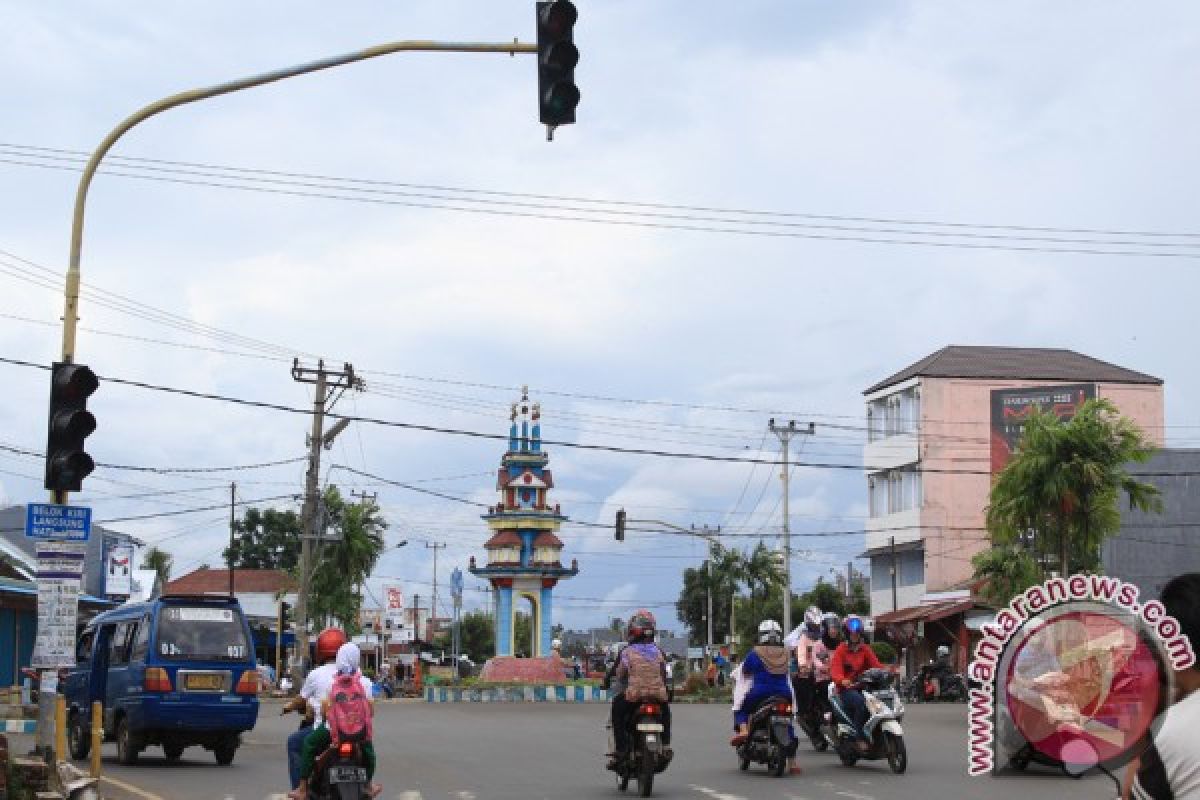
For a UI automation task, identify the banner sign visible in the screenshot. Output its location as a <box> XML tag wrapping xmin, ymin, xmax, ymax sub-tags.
<box><xmin>35</xmin><ymin>541</ymin><xmax>86</xmax><ymax>580</ymax></box>
<box><xmin>31</xmin><ymin>578</ymin><xmax>81</xmax><ymax>668</ymax></box>
<box><xmin>25</xmin><ymin>503</ymin><xmax>92</xmax><ymax>541</ymax></box>
<box><xmin>385</xmin><ymin>585</ymin><xmax>405</xmax><ymax>624</ymax></box>
<box><xmin>105</xmin><ymin>540</ymin><xmax>134</xmax><ymax>596</ymax></box>
<box><xmin>990</xmin><ymin>384</ymin><xmax>1096</xmax><ymax>472</ymax></box>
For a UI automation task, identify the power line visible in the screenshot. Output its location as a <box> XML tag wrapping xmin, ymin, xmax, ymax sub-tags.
<box><xmin>4</xmin><ymin>143</ymin><xmax>1200</xmax><ymax>251</ymax></box>
<box><xmin>0</xmin><ymin>442</ymin><xmax>303</xmax><ymax>474</ymax></box>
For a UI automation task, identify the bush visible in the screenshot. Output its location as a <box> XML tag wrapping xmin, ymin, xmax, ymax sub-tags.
<box><xmin>871</xmin><ymin>641</ymin><xmax>897</xmax><ymax>664</ymax></box>
<box><xmin>680</xmin><ymin>673</ymin><xmax>708</xmax><ymax>696</ymax></box>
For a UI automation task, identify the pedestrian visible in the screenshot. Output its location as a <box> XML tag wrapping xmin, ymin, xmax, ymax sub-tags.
<box><xmin>1123</xmin><ymin>573</ymin><xmax>1200</xmax><ymax>799</ymax></box>
<box><xmin>706</xmin><ymin>661</ymin><xmax>717</xmax><ymax>688</ymax></box>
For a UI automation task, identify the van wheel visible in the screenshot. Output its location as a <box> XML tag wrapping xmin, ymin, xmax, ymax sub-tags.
<box><xmin>214</xmin><ymin>738</ymin><xmax>238</xmax><ymax>766</ymax></box>
<box><xmin>68</xmin><ymin>713</ymin><xmax>90</xmax><ymax>760</ymax></box>
<box><xmin>116</xmin><ymin>718</ymin><xmax>139</xmax><ymax>766</ymax></box>
<box><xmin>163</xmin><ymin>744</ymin><xmax>184</xmax><ymax>762</ymax></box>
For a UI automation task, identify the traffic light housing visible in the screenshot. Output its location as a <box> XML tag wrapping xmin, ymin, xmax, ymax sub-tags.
<box><xmin>44</xmin><ymin>362</ymin><xmax>98</xmax><ymax>493</ymax></box>
<box><xmin>280</xmin><ymin>601</ymin><xmax>292</xmax><ymax>626</ymax></box>
<box><xmin>615</xmin><ymin>508</ymin><xmax>626</xmax><ymax>541</ymax></box>
<box><xmin>536</xmin><ymin>0</ymin><xmax>580</xmax><ymax>127</ymax></box>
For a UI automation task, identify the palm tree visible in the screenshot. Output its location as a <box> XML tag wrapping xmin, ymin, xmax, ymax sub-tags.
<box><xmin>141</xmin><ymin>546</ymin><xmax>173</xmax><ymax>585</ymax></box>
<box><xmin>985</xmin><ymin>398</ymin><xmax>1162</xmax><ymax>576</ymax></box>
<box><xmin>741</xmin><ymin>542</ymin><xmax>784</xmax><ymax>622</ymax></box>
<box><xmin>309</xmin><ymin>487</ymin><xmax>387</xmax><ymax>630</ymax></box>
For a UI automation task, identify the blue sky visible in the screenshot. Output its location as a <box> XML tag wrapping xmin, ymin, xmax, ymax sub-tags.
<box><xmin>2</xmin><ymin>2</ymin><xmax>1199</xmax><ymax>631</ymax></box>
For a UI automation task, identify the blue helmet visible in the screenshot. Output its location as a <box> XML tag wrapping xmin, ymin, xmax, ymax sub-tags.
<box><xmin>843</xmin><ymin>614</ymin><xmax>864</xmax><ymax>638</ymax></box>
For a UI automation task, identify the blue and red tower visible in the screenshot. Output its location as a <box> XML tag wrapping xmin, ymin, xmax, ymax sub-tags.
<box><xmin>469</xmin><ymin>388</ymin><xmax>578</xmax><ymax>658</ymax></box>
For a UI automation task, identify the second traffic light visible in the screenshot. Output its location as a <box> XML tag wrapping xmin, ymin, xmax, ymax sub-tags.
<box><xmin>615</xmin><ymin>508</ymin><xmax>626</xmax><ymax>541</ymax></box>
<box><xmin>44</xmin><ymin>362</ymin><xmax>98</xmax><ymax>493</ymax></box>
<box><xmin>536</xmin><ymin>0</ymin><xmax>580</xmax><ymax>127</ymax></box>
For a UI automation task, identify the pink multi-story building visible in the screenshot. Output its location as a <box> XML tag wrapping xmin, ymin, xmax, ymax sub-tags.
<box><xmin>861</xmin><ymin>346</ymin><xmax>1164</xmax><ymax>619</ymax></box>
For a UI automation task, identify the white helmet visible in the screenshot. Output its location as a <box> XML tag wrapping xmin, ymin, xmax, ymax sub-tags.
<box><xmin>803</xmin><ymin>606</ymin><xmax>823</xmax><ymax>635</ymax></box>
<box><xmin>552</xmin><ymin>638</ymin><xmax>562</xmax><ymax>651</ymax></box>
<box><xmin>758</xmin><ymin>619</ymin><xmax>784</xmax><ymax>645</ymax></box>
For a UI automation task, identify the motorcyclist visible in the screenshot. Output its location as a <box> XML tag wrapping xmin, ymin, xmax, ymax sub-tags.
<box><xmin>731</xmin><ymin>620</ymin><xmax>802</xmax><ymax>775</ymax></box>
<box><xmin>605</xmin><ymin>610</ymin><xmax>672</xmax><ymax>770</ymax></box>
<box><xmin>811</xmin><ymin>612</ymin><xmax>840</xmax><ymax>718</ymax></box>
<box><xmin>791</xmin><ymin>607</ymin><xmax>824</xmax><ymax>720</ymax></box>
<box><xmin>282</xmin><ymin>627</ymin><xmax>346</xmax><ymax>791</ymax></box>
<box><xmin>830</xmin><ymin>615</ymin><xmax>882</xmax><ymax>751</ymax></box>
<box><xmin>923</xmin><ymin>644</ymin><xmax>952</xmax><ymax>699</ymax></box>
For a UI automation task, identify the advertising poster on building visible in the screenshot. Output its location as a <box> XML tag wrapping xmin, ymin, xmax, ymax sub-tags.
<box><xmin>990</xmin><ymin>383</ymin><xmax>1096</xmax><ymax>472</ymax></box>
<box><xmin>105</xmin><ymin>540</ymin><xmax>134</xmax><ymax>596</ymax></box>
<box><xmin>385</xmin><ymin>585</ymin><xmax>405</xmax><ymax>625</ymax></box>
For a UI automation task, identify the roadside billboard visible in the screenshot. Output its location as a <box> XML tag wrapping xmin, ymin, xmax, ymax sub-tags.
<box><xmin>105</xmin><ymin>540</ymin><xmax>134</xmax><ymax>596</ymax></box>
<box><xmin>385</xmin><ymin>585</ymin><xmax>405</xmax><ymax>625</ymax></box>
<box><xmin>990</xmin><ymin>383</ymin><xmax>1096</xmax><ymax>473</ymax></box>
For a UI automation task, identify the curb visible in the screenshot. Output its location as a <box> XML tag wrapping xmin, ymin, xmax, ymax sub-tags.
<box><xmin>425</xmin><ymin>685</ymin><xmax>610</xmax><ymax>703</ymax></box>
<box><xmin>2</xmin><ymin>719</ymin><xmax>37</xmax><ymax>733</ymax></box>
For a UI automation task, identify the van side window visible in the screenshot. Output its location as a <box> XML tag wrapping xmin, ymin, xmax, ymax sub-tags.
<box><xmin>109</xmin><ymin>622</ymin><xmax>132</xmax><ymax>666</ymax></box>
<box><xmin>130</xmin><ymin>615</ymin><xmax>151</xmax><ymax>661</ymax></box>
<box><xmin>76</xmin><ymin>629</ymin><xmax>95</xmax><ymax>664</ymax></box>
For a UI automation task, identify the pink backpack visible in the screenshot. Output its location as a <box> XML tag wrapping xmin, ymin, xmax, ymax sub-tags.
<box><xmin>326</xmin><ymin>672</ymin><xmax>372</xmax><ymax>745</ymax></box>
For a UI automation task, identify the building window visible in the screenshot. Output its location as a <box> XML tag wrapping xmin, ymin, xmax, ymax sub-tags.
<box><xmin>867</xmin><ymin>387</ymin><xmax>921</xmax><ymax>442</ymax></box>
<box><xmin>868</xmin><ymin>466</ymin><xmax>922</xmax><ymax>518</ymax></box>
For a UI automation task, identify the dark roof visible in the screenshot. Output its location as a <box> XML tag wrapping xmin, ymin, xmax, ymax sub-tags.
<box><xmin>166</xmin><ymin>568</ymin><xmax>296</xmax><ymax>595</ymax></box>
<box><xmin>864</xmin><ymin>346</ymin><xmax>1161</xmax><ymax>395</ymax></box>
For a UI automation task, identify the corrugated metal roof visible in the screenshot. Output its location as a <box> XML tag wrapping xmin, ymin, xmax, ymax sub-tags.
<box><xmin>864</xmin><ymin>346</ymin><xmax>1161</xmax><ymax>395</ymax></box>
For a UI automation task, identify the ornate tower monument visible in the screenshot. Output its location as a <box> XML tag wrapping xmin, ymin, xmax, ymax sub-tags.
<box><xmin>469</xmin><ymin>388</ymin><xmax>578</xmax><ymax>661</ymax></box>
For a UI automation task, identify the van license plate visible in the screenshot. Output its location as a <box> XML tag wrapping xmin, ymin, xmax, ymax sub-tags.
<box><xmin>185</xmin><ymin>674</ymin><xmax>222</xmax><ymax>691</ymax></box>
<box><xmin>330</xmin><ymin>766</ymin><xmax>367</xmax><ymax>784</ymax></box>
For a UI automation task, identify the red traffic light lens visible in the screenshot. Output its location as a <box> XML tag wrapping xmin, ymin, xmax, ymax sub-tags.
<box><xmin>540</xmin><ymin>1</ymin><xmax>577</xmax><ymax>37</ymax></box>
<box><xmin>54</xmin><ymin>365</ymin><xmax>99</xmax><ymax>402</ymax></box>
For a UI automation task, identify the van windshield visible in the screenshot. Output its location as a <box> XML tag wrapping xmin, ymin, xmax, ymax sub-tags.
<box><xmin>154</xmin><ymin>605</ymin><xmax>251</xmax><ymax>662</ymax></box>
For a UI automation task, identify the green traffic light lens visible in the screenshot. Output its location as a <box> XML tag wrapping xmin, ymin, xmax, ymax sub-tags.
<box><xmin>546</xmin><ymin>83</ymin><xmax>580</xmax><ymax>113</ymax></box>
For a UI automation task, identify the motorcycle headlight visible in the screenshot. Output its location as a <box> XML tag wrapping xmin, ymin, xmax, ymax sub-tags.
<box><xmin>866</xmin><ymin>696</ymin><xmax>884</xmax><ymax>715</ymax></box>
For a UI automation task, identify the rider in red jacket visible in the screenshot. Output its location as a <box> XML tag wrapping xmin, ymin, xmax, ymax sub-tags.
<box><xmin>829</xmin><ymin>615</ymin><xmax>881</xmax><ymax>750</ymax></box>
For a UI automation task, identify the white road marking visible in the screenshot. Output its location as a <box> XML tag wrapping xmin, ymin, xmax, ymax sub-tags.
<box><xmin>455</xmin><ymin>793</ymin><xmax>477</xmax><ymax>800</ymax></box>
<box><xmin>688</xmin><ymin>784</ymin><xmax>749</xmax><ymax>800</ymax></box>
<box><xmin>396</xmin><ymin>792</ymin><xmax>425</xmax><ymax>800</ymax></box>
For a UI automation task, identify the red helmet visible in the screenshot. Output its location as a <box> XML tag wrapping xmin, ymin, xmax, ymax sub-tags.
<box><xmin>627</xmin><ymin>610</ymin><xmax>657</xmax><ymax>642</ymax></box>
<box><xmin>315</xmin><ymin>627</ymin><xmax>348</xmax><ymax>664</ymax></box>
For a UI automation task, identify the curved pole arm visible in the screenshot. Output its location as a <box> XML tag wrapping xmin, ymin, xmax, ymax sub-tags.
<box><xmin>61</xmin><ymin>38</ymin><xmax>536</xmax><ymax>363</ymax></box>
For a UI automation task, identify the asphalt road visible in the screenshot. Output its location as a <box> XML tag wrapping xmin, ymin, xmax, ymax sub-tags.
<box><xmin>44</xmin><ymin>700</ymin><xmax>1114</xmax><ymax>800</ymax></box>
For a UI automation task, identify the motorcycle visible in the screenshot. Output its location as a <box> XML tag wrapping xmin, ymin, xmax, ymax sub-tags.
<box><xmin>736</xmin><ymin>695</ymin><xmax>798</xmax><ymax>777</ymax></box>
<box><xmin>826</xmin><ymin>668</ymin><xmax>907</xmax><ymax>774</ymax></box>
<box><xmin>608</xmin><ymin>701</ymin><xmax>671</xmax><ymax>797</ymax></box>
<box><xmin>308</xmin><ymin>740</ymin><xmax>372</xmax><ymax>800</ymax></box>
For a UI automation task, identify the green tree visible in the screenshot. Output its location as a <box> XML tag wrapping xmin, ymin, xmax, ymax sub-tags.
<box><xmin>676</xmin><ymin>544</ymin><xmax>745</xmax><ymax>647</ymax></box>
<box><xmin>224</xmin><ymin>507</ymin><xmax>302</xmax><ymax>570</ymax></box>
<box><xmin>741</xmin><ymin>542</ymin><xmax>784</xmax><ymax>623</ymax></box>
<box><xmin>797</xmin><ymin>580</ymin><xmax>846</xmax><ymax>618</ymax></box>
<box><xmin>140</xmin><ymin>546</ymin><xmax>173</xmax><ymax>584</ymax></box>
<box><xmin>848</xmin><ymin>582</ymin><xmax>870</xmax><ymax>615</ymax></box>
<box><xmin>308</xmin><ymin>487</ymin><xmax>387</xmax><ymax>634</ymax></box>
<box><xmin>514</xmin><ymin>611</ymin><xmax>533</xmax><ymax>657</ymax></box>
<box><xmin>985</xmin><ymin>399</ymin><xmax>1162</xmax><ymax>576</ymax></box>
<box><xmin>970</xmin><ymin>544</ymin><xmax>1041</xmax><ymax>606</ymax></box>
<box><xmin>457</xmin><ymin>611</ymin><xmax>495</xmax><ymax>664</ymax></box>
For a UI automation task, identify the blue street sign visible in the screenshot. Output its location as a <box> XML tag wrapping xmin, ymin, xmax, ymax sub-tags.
<box><xmin>25</xmin><ymin>503</ymin><xmax>92</xmax><ymax>541</ymax></box>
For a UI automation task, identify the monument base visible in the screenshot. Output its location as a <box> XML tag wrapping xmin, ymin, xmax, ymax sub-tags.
<box><xmin>479</xmin><ymin>656</ymin><xmax>568</xmax><ymax>685</ymax></box>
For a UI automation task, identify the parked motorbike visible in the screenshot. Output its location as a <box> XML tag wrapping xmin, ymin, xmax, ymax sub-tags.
<box><xmin>826</xmin><ymin>668</ymin><xmax>907</xmax><ymax>774</ymax></box>
<box><xmin>736</xmin><ymin>695</ymin><xmax>798</xmax><ymax>777</ymax></box>
<box><xmin>608</xmin><ymin>701</ymin><xmax>671</xmax><ymax>797</ymax></box>
<box><xmin>308</xmin><ymin>740</ymin><xmax>371</xmax><ymax>800</ymax></box>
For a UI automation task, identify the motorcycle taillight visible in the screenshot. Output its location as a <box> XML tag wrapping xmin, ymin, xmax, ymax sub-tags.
<box><xmin>774</xmin><ymin>703</ymin><xmax>792</xmax><ymax>714</ymax></box>
<box><xmin>638</xmin><ymin>704</ymin><xmax>660</xmax><ymax>716</ymax></box>
<box><xmin>338</xmin><ymin>742</ymin><xmax>354</xmax><ymax>757</ymax></box>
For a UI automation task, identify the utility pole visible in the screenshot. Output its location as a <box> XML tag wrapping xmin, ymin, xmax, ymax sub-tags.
<box><xmin>228</xmin><ymin>482</ymin><xmax>237</xmax><ymax>597</ymax></box>
<box><xmin>890</xmin><ymin>536</ymin><xmax>898</xmax><ymax>612</ymax></box>
<box><xmin>691</xmin><ymin>524</ymin><xmax>720</xmax><ymax>666</ymax></box>
<box><xmin>291</xmin><ymin>359</ymin><xmax>361</xmax><ymax>685</ymax></box>
<box><xmin>768</xmin><ymin>419</ymin><xmax>814</xmax><ymax>636</ymax></box>
<box><xmin>426</xmin><ymin>542</ymin><xmax>447</xmax><ymax>641</ymax></box>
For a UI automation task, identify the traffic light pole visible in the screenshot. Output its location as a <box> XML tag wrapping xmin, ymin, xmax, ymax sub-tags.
<box><xmin>51</xmin><ymin>36</ymin><xmax>539</xmax><ymax>506</ymax></box>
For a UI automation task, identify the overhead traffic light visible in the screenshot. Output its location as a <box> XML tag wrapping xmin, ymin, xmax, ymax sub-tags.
<box><xmin>615</xmin><ymin>508</ymin><xmax>626</xmax><ymax>541</ymax></box>
<box><xmin>536</xmin><ymin>0</ymin><xmax>580</xmax><ymax>128</ymax></box>
<box><xmin>44</xmin><ymin>362</ymin><xmax>98</xmax><ymax>493</ymax></box>
<box><xmin>280</xmin><ymin>601</ymin><xmax>293</xmax><ymax>627</ymax></box>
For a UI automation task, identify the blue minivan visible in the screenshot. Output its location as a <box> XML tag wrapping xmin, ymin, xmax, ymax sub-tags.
<box><xmin>63</xmin><ymin>593</ymin><xmax>261</xmax><ymax>765</ymax></box>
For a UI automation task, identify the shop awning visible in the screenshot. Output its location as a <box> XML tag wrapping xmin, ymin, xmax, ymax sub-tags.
<box><xmin>873</xmin><ymin>598</ymin><xmax>975</xmax><ymax>626</ymax></box>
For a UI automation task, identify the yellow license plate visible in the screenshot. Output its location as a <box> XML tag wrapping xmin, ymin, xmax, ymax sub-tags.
<box><xmin>185</xmin><ymin>674</ymin><xmax>222</xmax><ymax>691</ymax></box>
